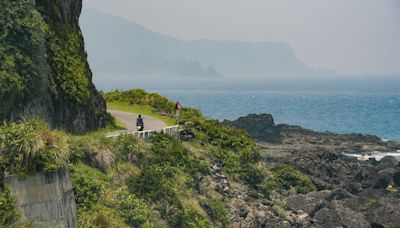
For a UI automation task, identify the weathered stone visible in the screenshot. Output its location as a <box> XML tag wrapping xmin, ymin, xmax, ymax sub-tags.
<box><xmin>376</xmin><ymin>156</ymin><xmax>398</xmax><ymax>171</ymax></box>
<box><xmin>393</xmin><ymin>172</ymin><xmax>400</xmax><ymax>186</ymax></box>
<box><xmin>4</xmin><ymin>168</ymin><xmax>77</xmax><ymax>228</ymax></box>
<box><xmin>325</xmin><ymin>188</ymin><xmax>353</xmax><ymax>201</ymax></box>
<box><xmin>286</xmin><ymin>191</ymin><xmax>328</xmax><ymax>215</ymax></box>
<box><xmin>372</xmin><ymin>175</ymin><xmax>390</xmax><ymax>189</ymax></box>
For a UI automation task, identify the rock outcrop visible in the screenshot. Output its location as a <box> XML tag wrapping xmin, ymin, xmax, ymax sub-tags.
<box><xmin>223</xmin><ymin>114</ymin><xmax>282</xmax><ymax>143</ymax></box>
<box><xmin>0</xmin><ymin>0</ymin><xmax>106</xmax><ymax>133</ymax></box>
<box><xmin>222</xmin><ymin>113</ymin><xmax>400</xmax><ymax>227</ymax></box>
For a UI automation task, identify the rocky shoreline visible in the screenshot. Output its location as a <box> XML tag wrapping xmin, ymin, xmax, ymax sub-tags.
<box><xmin>222</xmin><ymin>113</ymin><xmax>400</xmax><ymax>227</ymax></box>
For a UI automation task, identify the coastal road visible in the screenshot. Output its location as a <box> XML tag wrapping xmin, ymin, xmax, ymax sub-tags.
<box><xmin>108</xmin><ymin>109</ymin><xmax>167</xmax><ymax>132</ymax></box>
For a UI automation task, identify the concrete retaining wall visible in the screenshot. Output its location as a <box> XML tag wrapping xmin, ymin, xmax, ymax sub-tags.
<box><xmin>4</xmin><ymin>168</ymin><xmax>77</xmax><ymax>228</ymax></box>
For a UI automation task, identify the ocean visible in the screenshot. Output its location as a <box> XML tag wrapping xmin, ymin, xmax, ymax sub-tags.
<box><xmin>95</xmin><ymin>75</ymin><xmax>400</xmax><ymax>141</ymax></box>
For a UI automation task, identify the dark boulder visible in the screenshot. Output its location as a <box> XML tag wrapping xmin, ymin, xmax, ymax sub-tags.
<box><xmin>325</xmin><ymin>188</ymin><xmax>353</xmax><ymax>201</ymax></box>
<box><xmin>313</xmin><ymin>205</ymin><xmax>370</xmax><ymax>228</ymax></box>
<box><xmin>286</xmin><ymin>191</ymin><xmax>328</xmax><ymax>215</ymax></box>
<box><xmin>372</xmin><ymin>175</ymin><xmax>391</xmax><ymax>189</ymax></box>
<box><xmin>222</xmin><ymin>114</ymin><xmax>282</xmax><ymax>143</ymax></box>
<box><xmin>393</xmin><ymin>172</ymin><xmax>400</xmax><ymax>186</ymax></box>
<box><xmin>376</xmin><ymin>156</ymin><xmax>398</xmax><ymax>171</ymax></box>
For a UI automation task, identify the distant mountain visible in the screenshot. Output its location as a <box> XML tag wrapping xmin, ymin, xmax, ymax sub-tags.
<box><xmin>80</xmin><ymin>9</ymin><xmax>313</xmax><ymax>77</ymax></box>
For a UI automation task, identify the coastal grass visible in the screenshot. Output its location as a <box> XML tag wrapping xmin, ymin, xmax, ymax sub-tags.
<box><xmin>114</xmin><ymin>118</ymin><xmax>126</xmax><ymax>129</ymax></box>
<box><xmin>107</xmin><ymin>101</ymin><xmax>176</xmax><ymax>126</ymax></box>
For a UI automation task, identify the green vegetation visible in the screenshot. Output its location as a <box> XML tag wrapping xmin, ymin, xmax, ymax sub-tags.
<box><xmin>0</xmin><ymin>189</ymin><xmax>20</xmax><ymax>226</ymax></box>
<box><xmin>0</xmin><ymin>0</ymin><xmax>95</xmax><ymax>119</ymax></box>
<box><xmin>0</xmin><ymin>89</ymin><xmax>319</xmax><ymax>227</ymax></box>
<box><xmin>0</xmin><ymin>118</ymin><xmax>69</xmax><ymax>178</ymax></box>
<box><xmin>206</xmin><ymin>199</ymin><xmax>230</xmax><ymax>227</ymax></box>
<box><xmin>104</xmin><ymin>89</ymin><xmax>175</xmax><ymax>114</ymax></box>
<box><xmin>46</xmin><ymin>24</ymin><xmax>90</xmax><ymax>104</ymax></box>
<box><xmin>0</xmin><ymin>0</ymin><xmax>47</xmax><ymax>118</ymax></box>
<box><xmin>261</xmin><ymin>164</ymin><xmax>317</xmax><ymax>194</ymax></box>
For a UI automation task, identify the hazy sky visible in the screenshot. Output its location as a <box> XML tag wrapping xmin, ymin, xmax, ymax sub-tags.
<box><xmin>83</xmin><ymin>0</ymin><xmax>400</xmax><ymax>75</ymax></box>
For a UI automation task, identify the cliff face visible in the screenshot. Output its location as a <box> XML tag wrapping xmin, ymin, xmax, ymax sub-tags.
<box><xmin>0</xmin><ymin>0</ymin><xmax>106</xmax><ymax>133</ymax></box>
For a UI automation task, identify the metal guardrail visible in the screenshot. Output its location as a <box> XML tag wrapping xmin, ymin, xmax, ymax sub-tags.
<box><xmin>107</xmin><ymin>125</ymin><xmax>179</xmax><ymax>140</ymax></box>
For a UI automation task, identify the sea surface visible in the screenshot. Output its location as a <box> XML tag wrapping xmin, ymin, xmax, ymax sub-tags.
<box><xmin>95</xmin><ymin>75</ymin><xmax>400</xmax><ymax>141</ymax></box>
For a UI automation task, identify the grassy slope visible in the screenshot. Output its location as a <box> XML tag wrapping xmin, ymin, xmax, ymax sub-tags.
<box><xmin>107</xmin><ymin>101</ymin><xmax>176</xmax><ymax>126</ymax></box>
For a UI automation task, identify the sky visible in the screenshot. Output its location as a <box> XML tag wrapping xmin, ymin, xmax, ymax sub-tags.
<box><xmin>83</xmin><ymin>0</ymin><xmax>400</xmax><ymax>76</ymax></box>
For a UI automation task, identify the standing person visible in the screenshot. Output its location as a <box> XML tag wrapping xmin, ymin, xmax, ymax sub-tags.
<box><xmin>174</xmin><ymin>101</ymin><xmax>182</xmax><ymax>124</ymax></box>
<box><xmin>136</xmin><ymin>114</ymin><xmax>144</xmax><ymax>131</ymax></box>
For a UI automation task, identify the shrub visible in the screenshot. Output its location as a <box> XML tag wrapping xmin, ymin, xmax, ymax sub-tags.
<box><xmin>261</xmin><ymin>164</ymin><xmax>316</xmax><ymax>194</ymax></box>
<box><xmin>0</xmin><ymin>189</ymin><xmax>20</xmax><ymax>226</ymax></box>
<box><xmin>240</xmin><ymin>164</ymin><xmax>265</xmax><ymax>188</ymax></box>
<box><xmin>128</xmin><ymin>164</ymin><xmax>181</xmax><ymax>203</ymax></box>
<box><xmin>103</xmin><ymin>89</ymin><xmax>175</xmax><ymax>114</ymax></box>
<box><xmin>0</xmin><ymin>118</ymin><xmax>69</xmax><ymax>178</ymax></box>
<box><xmin>209</xmin><ymin>147</ymin><xmax>240</xmax><ymax>173</ymax></box>
<box><xmin>199</xmin><ymin>120</ymin><xmax>256</xmax><ymax>152</ymax></box>
<box><xmin>78</xmin><ymin>205</ymin><xmax>128</xmax><ymax>228</ymax></box>
<box><xmin>113</xmin><ymin>134</ymin><xmax>148</xmax><ymax>165</ymax></box>
<box><xmin>205</xmin><ymin>199</ymin><xmax>230</xmax><ymax>227</ymax></box>
<box><xmin>179</xmin><ymin>206</ymin><xmax>212</xmax><ymax>228</ymax></box>
<box><xmin>70</xmin><ymin>163</ymin><xmax>109</xmax><ymax>211</ymax></box>
<box><xmin>151</xmin><ymin>134</ymin><xmax>189</xmax><ymax>166</ymax></box>
<box><xmin>180</xmin><ymin>108</ymin><xmax>204</xmax><ymax>123</ymax></box>
<box><xmin>151</xmin><ymin>133</ymin><xmax>208</xmax><ymax>174</ymax></box>
<box><xmin>103</xmin><ymin>186</ymin><xmax>154</xmax><ymax>227</ymax></box>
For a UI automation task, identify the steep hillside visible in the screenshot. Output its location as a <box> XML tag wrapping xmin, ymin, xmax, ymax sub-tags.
<box><xmin>80</xmin><ymin>9</ymin><xmax>312</xmax><ymax>77</ymax></box>
<box><xmin>0</xmin><ymin>0</ymin><xmax>106</xmax><ymax>133</ymax></box>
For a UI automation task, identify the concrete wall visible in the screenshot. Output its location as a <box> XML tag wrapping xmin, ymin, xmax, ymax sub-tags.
<box><xmin>4</xmin><ymin>168</ymin><xmax>77</xmax><ymax>228</ymax></box>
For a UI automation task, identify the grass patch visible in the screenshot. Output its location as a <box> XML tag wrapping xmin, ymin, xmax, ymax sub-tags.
<box><xmin>114</xmin><ymin>118</ymin><xmax>126</xmax><ymax>129</ymax></box>
<box><xmin>107</xmin><ymin>102</ymin><xmax>176</xmax><ymax>126</ymax></box>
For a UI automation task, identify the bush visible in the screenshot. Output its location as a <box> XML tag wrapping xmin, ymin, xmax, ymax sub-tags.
<box><xmin>0</xmin><ymin>118</ymin><xmax>69</xmax><ymax>178</ymax></box>
<box><xmin>70</xmin><ymin>163</ymin><xmax>109</xmax><ymax>211</ymax></box>
<box><xmin>180</xmin><ymin>206</ymin><xmax>212</xmax><ymax>228</ymax></box>
<box><xmin>151</xmin><ymin>134</ymin><xmax>189</xmax><ymax>166</ymax></box>
<box><xmin>240</xmin><ymin>165</ymin><xmax>265</xmax><ymax>188</ymax></box>
<box><xmin>199</xmin><ymin>120</ymin><xmax>256</xmax><ymax>152</ymax></box>
<box><xmin>180</xmin><ymin>108</ymin><xmax>204</xmax><ymax>123</ymax></box>
<box><xmin>151</xmin><ymin>133</ymin><xmax>208</xmax><ymax>174</ymax></box>
<box><xmin>113</xmin><ymin>134</ymin><xmax>148</xmax><ymax>165</ymax></box>
<box><xmin>78</xmin><ymin>205</ymin><xmax>129</xmax><ymax>228</ymax></box>
<box><xmin>209</xmin><ymin>147</ymin><xmax>240</xmax><ymax>173</ymax></box>
<box><xmin>103</xmin><ymin>186</ymin><xmax>154</xmax><ymax>227</ymax></box>
<box><xmin>261</xmin><ymin>164</ymin><xmax>316</xmax><ymax>194</ymax></box>
<box><xmin>0</xmin><ymin>189</ymin><xmax>20</xmax><ymax>226</ymax></box>
<box><xmin>103</xmin><ymin>89</ymin><xmax>175</xmax><ymax>114</ymax></box>
<box><xmin>128</xmin><ymin>164</ymin><xmax>181</xmax><ymax>203</ymax></box>
<box><xmin>205</xmin><ymin>199</ymin><xmax>230</xmax><ymax>227</ymax></box>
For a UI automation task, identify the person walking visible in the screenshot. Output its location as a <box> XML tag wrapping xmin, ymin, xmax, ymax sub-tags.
<box><xmin>136</xmin><ymin>114</ymin><xmax>144</xmax><ymax>131</ymax></box>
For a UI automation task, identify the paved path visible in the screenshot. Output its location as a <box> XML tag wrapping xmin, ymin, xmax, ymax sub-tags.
<box><xmin>108</xmin><ymin>109</ymin><xmax>167</xmax><ymax>132</ymax></box>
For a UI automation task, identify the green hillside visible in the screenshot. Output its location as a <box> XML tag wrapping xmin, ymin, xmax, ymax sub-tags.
<box><xmin>0</xmin><ymin>90</ymin><xmax>315</xmax><ymax>227</ymax></box>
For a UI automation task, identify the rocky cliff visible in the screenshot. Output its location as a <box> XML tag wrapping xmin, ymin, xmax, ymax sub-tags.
<box><xmin>0</xmin><ymin>0</ymin><xmax>106</xmax><ymax>133</ymax></box>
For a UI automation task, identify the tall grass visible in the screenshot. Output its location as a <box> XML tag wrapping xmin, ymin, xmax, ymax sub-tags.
<box><xmin>0</xmin><ymin>118</ymin><xmax>69</xmax><ymax>178</ymax></box>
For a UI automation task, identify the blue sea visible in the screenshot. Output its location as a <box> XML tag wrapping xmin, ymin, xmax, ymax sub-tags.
<box><xmin>96</xmin><ymin>75</ymin><xmax>400</xmax><ymax>141</ymax></box>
